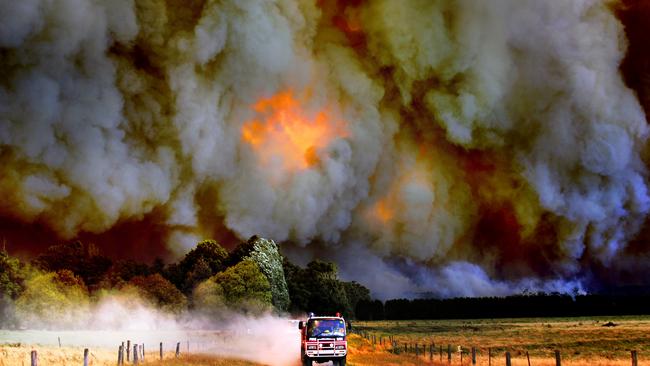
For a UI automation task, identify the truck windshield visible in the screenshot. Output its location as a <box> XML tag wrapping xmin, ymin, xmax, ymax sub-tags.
<box><xmin>306</xmin><ymin>319</ymin><xmax>346</xmax><ymax>338</ymax></box>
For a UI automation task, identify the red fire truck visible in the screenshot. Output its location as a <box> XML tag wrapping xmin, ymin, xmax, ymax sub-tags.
<box><xmin>299</xmin><ymin>313</ymin><xmax>348</xmax><ymax>366</ymax></box>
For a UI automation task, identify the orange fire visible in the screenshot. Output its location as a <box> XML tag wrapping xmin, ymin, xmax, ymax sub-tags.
<box><xmin>241</xmin><ymin>91</ymin><xmax>347</xmax><ymax>172</ymax></box>
<box><xmin>372</xmin><ymin>199</ymin><xmax>394</xmax><ymax>223</ymax></box>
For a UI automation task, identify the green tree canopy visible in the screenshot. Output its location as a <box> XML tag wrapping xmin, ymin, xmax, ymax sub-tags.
<box><xmin>283</xmin><ymin>258</ymin><xmax>358</xmax><ymax>317</ymax></box>
<box><xmin>343</xmin><ymin>281</ymin><xmax>371</xmax><ymax>317</ymax></box>
<box><xmin>34</xmin><ymin>241</ymin><xmax>112</xmax><ymax>289</ymax></box>
<box><xmin>228</xmin><ymin>236</ymin><xmax>290</xmax><ymax>312</ymax></box>
<box><xmin>0</xmin><ymin>250</ymin><xmax>25</xmax><ymax>300</ymax></box>
<box><xmin>194</xmin><ymin>259</ymin><xmax>272</xmax><ymax>315</ymax></box>
<box><xmin>167</xmin><ymin>239</ymin><xmax>228</xmax><ymax>294</ymax></box>
<box><xmin>181</xmin><ymin>240</ymin><xmax>229</xmax><ymax>274</ymax></box>
<box><xmin>128</xmin><ymin>273</ymin><xmax>187</xmax><ymax>313</ymax></box>
<box><xmin>15</xmin><ymin>270</ymin><xmax>90</xmax><ymax>328</ymax></box>
<box><xmin>0</xmin><ymin>250</ymin><xmax>26</xmax><ymax>327</ymax></box>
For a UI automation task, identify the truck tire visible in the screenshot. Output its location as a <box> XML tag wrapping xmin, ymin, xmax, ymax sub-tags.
<box><xmin>339</xmin><ymin>356</ymin><xmax>347</xmax><ymax>366</ymax></box>
<box><xmin>302</xmin><ymin>356</ymin><xmax>311</xmax><ymax>366</ymax></box>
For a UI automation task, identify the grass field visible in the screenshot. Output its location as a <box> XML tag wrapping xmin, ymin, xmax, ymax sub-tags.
<box><xmin>350</xmin><ymin>316</ymin><xmax>650</xmax><ymax>365</ymax></box>
<box><xmin>0</xmin><ymin>345</ymin><xmax>267</xmax><ymax>366</ymax></box>
<box><xmin>2</xmin><ymin>316</ymin><xmax>648</xmax><ymax>365</ymax></box>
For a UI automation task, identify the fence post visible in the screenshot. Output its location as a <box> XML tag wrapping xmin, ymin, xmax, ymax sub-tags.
<box><xmin>555</xmin><ymin>350</ymin><xmax>561</xmax><ymax>366</ymax></box>
<box><xmin>127</xmin><ymin>340</ymin><xmax>130</xmax><ymax>362</ymax></box>
<box><xmin>175</xmin><ymin>342</ymin><xmax>180</xmax><ymax>358</ymax></box>
<box><xmin>117</xmin><ymin>345</ymin><xmax>123</xmax><ymax>366</ymax></box>
<box><xmin>447</xmin><ymin>344</ymin><xmax>452</xmax><ymax>362</ymax></box>
<box><xmin>439</xmin><ymin>345</ymin><xmax>443</xmax><ymax>361</ymax></box>
<box><xmin>160</xmin><ymin>342</ymin><xmax>163</xmax><ymax>360</ymax></box>
<box><xmin>472</xmin><ymin>347</ymin><xmax>476</xmax><ymax>365</ymax></box>
<box><xmin>526</xmin><ymin>351</ymin><xmax>531</xmax><ymax>366</ymax></box>
<box><xmin>83</xmin><ymin>348</ymin><xmax>89</xmax><ymax>366</ymax></box>
<box><xmin>133</xmin><ymin>344</ymin><xmax>139</xmax><ymax>365</ymax></box>
<box><xmin>631</xmin><ymin>350</ymin><xmax>638</xmax><ymax>366</ymax></box>
<box><xmin>30</xmin><ymin>350</ymin><xmax>38</xmax><ymax>366</ymax></box>
<box><xmin>416</xmin><ymin>343</ymin><xmax>419</xmax><ymax>356</ymax></box>
<box><xmin>142</xmin><ymin>344</ymin><xmax>145</xmax><ymax>361</ymax></box>
<box><xmin>58</xmin><ymin>337</ymin><xmax>61</xmax><ymax>348</ymax></box>
<box><xmin>430</xmin><ymin>343</ymin><xmax>433</xmax><ymax>361</ymax></box>
<box><xmin>506</xmin><ymin>351</ymin><xmax>511</xmax><ymax>366</ymax></box>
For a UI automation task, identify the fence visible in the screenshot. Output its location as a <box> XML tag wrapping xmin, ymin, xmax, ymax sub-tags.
<box><xmin>26</xmin><ymin>332</ymin><xmax>241</xmax><ymax>366</ymax></box>
<box><xmin>353</xmin><ymin>329</ymin><xmax>642</xmax><ymax>366</ymax></box>
<box><xmin>22</xmin><ymin>329</ymin><xmax>644</xmax><ymax>366</ymax></box>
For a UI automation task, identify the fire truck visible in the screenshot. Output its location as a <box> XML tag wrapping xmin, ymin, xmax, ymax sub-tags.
<box><xmin>299</xmin><ymin>313</ymin><xmax>348</xmax><ymax>366</ymax></box>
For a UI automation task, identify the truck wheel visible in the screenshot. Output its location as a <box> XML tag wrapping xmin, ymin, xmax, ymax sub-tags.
<box><xmin>339</xmin><ymin>356</ymin><xmax>346</xmax><ymax>366</ymax></box>
<box><xmin>302</xmin><ymin>356</ymin><xmax>311</xmax><ymax>366</ymax></box>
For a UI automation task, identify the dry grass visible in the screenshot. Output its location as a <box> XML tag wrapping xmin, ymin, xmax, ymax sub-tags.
<box><xmin>0</xmin><ymin>345</ymin><xmax>265</xmax><ymax>366</ymax></box>
<box><xmin>3</xmin><ymin>317</ymin><xmax>647</xmax><ymax>365</ymax></box>
<box><xmin>346</xmin><ymin>333</ymin><xmax>645</xmax><ymax>366</ymax></box>
<box><xmin>349</xmin><ymin>316</ymin><xmax>650</xmax><ymax>366</ymax></box>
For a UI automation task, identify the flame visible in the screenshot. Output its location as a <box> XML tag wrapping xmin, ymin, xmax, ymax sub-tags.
<box><xmin>241</xmin><ymin>91</ymin><xmax>347</xmax><ymax>172</ymax></box>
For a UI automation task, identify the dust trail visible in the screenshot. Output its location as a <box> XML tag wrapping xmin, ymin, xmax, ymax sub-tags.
<box><xmin>3</xmin><ymin>293</ymin><xmax>299</xmax><ymax>366</ymax></box>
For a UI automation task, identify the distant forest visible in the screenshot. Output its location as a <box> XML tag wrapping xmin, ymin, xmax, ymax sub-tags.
<box><xmin>2</xmin><ymin>237</ymin><xmax>650</xmax><ymax>326</ymax></box>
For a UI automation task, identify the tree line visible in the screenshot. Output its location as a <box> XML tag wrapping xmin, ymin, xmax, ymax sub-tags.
<box><xmin>0</xmin><ymin>236</ymin><xmax>371</xmax><ymax>328</ymax></box>
<box><xmin>355</xmin><ymin>293</ymin><xmax>650</xmax><ymax>320</ymax></box>
<box><xmin>4</xmin><ymin>237</ymin><xmax>649</xmax><ymax>326</ymax></box>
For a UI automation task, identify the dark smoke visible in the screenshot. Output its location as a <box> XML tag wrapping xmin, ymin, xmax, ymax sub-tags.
<box><xmin>1</xmin><ymin>0</ymin><xmax>650</xmax><ymax>299</ymax></box>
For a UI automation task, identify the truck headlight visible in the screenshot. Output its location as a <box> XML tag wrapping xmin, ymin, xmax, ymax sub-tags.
<box><xmin>307</xmin><ymin>345</ymin><xmax>317</xmax><ymax>350</ymax></box>
<box><xmin>335</xmin><ymin>345</ymin><xmax>346</xmax><ymax>350</ymax></box>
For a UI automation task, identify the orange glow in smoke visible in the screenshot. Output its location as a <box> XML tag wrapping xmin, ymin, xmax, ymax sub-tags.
<box><xmin>372</xmin><ymin>199</ymin><xmax>394</xmax><ymax>223</ymax></box>
<box><xmin>242</xmin><ymin>91</ymin><xmax>347</xmax><ymax>171</ymax></box>
<box><xmin>368</xmin><ymin>163</ymin><xmax>432</xmax><ymax>225</ymax></box>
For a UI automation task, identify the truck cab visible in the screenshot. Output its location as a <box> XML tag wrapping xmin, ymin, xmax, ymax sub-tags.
<box><xmin>299</xmin><ymin>313</ymin><xmax>347</xmax><ymax>366</ymax></box>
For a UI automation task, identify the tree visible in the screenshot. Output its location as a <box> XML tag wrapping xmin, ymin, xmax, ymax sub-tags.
<box><xmin>306</xmin><ymin>260</ymin><xmax>338</xmax><ymax>281</ymax></box>
<box><xmin>228</xmin><ymin>236</ymin><xmax>290</xmax><ymax>312</ymax></box>
<box><xmin>15</xmin><ymin>270</ymin><xmax>90</xmax><ymax>328</ymax></box>
<box><xmin>127</xmin><ymin>274</ymin><xmax>187</xmax><ymax>313</ymax></box>
<box><xmin>307</xmin><ymin>260</ymin><xmax>352</xmax><ymax>316</ymax></box>
<box><xmin>194</xmin><ymin>259</ymin><xmax>272</xmax><ymax>315</ymax></box>
<box><xmin>0</xmin><ymin>250</ymin><xmax>25</xmax><ymax>300</ymax></box>
<box><xmin>167</xmin><ymin>239</ymin><xmax>228</xmax><ymax>293</ymax></box>
<box><xmin>98</xmin><ymin>259</ymin><xmax>152</xmax><ymax>289</ymax></box>
<box><xmin>112</xmin><ymin>260</ymin><xmax>151</xmax><ymax>282</ymax></box>
<box><xmin>0</xmin><ymin>250</ymin><xmax>25</xmax><ymax>327</ymax></box>
<box><xmin>355</xmin><ymin>299</ymin><xmax>384</xmax><ymax>320</ymax></box>
<box><xmin>34</xmin><ymin>241</ymin><xmax>112</xmax><ymax>289</ymax></box>
<box><xmin>181</xmin><ymin>240</ymin><xmax>228</xmax><ymax>274</ymax></box>
<box><xmin>283</xmin><ymin>258</ymin><xmax>310</xmax><ymax>313</ymax></box>
<box><xmin>283</xmin><ymin>258</ymin><xmax>360</xmax><ymax>317</ymax></box>
<box><xmin>343</xmin><ymin>281</ymin><xmax>371</xmax><ymax>318</ymax></box>
<box><xmin>183</xmin><ymin>258</ymin><xmax>212</xmax><ymax>293</ymax></box>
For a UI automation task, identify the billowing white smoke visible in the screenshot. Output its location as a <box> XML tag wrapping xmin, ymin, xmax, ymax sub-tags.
<box><xmin>0</xmin><ymin>0</ymin><xmax>647</xmax><ymax>297</ymax></box>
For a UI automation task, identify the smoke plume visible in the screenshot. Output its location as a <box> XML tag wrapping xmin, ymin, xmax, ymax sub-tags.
<box><xmin>1</xmin><ymin>0</ymin><xmax>650</xmax><ymax>298</ymax></box>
